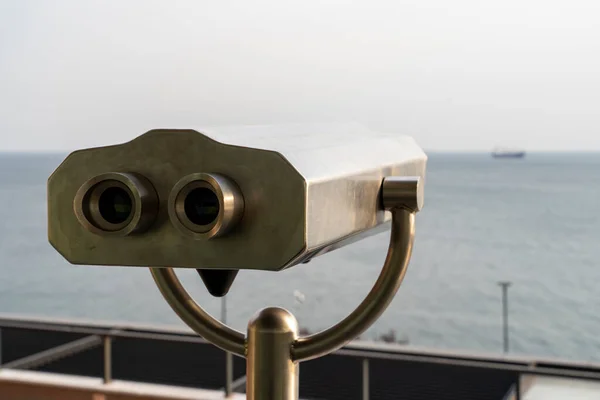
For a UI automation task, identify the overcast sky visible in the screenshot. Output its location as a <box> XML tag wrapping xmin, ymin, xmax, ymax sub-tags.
<box><xmin>1</xmin><ymin>0</ymin><xmax>600</xmax><ymax>151</ymax></box>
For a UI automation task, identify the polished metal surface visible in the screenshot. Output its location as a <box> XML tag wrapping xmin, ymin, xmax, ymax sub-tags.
<box><xmin>149</xmin><ymin>177</ymin><xmax>418</xmax><ymax>399</ymax></box>
<box><xmin>292</xmin><ymin>209</ymin><xmax>414</xmax><ymax>362</ymax></box>
<box><xmin>48</xmin><ymin>124</ymin><xmax>427</xmax><ymax>398</ymax></box>
<box><xmin>382</xmin><ymin>176</ymin><xmax>423</xmax><ymax>212</ymax></box>
<box><xmin>73</xmin><ymin>172</ymin><xmax>158</xmax><ymax>236</ymax></box>
<box><xmin>198</xmin><ymin>123</ymin><xmax>426</xmax><ymax>264</ymax></box>
<box><xmin>49</xmin><ymin>123</ymin><xmax>426</xmax><ymax>270</ymax></box>
<box><xmin>149</xmin><ymin>209</ymin><xmax>414</xmax><ymax>361</ymax></box>
<box><xmin>196</xmin><ymin>269</ymin><xmax>239</xmax><ymax>297</ymax></box>
<box><xmin>247</xmin><ymin>307</ymin><xmax>299</xmax><ymax>400</ymax></box>
<box><xmin>169</xmin><ymin>173</ymin><xmax>244</xmax><ymax>239</ymax></box>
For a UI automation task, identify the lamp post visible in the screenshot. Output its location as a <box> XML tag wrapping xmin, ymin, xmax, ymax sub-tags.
<box><xmin>222</xmin><ymin>296</ymin><xmax>233</xmax><ymax>397</ymax></box>
<box><xmin>498</xmin><ymin>281</ymin><xmax>511</xmax><ymax>353</ymax></box>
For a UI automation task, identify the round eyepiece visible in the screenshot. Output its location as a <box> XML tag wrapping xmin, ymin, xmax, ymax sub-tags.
<box><xmin>169</xmin><ymin>173</ymin><xmax>244</xmax><ymax>239</ymax></box>
<box><xmin>74</xmin><ymin>172</ymin><xmax>158</xmax><ymax>236</ymax></box>
<box><xmin>184</xmin><ymin>187</ymin><xmax>220</xmax><ymax>226</ymax></box>
<box><xmin>98</xmin><ymin>186</ymin><xmax>133</xmax><ymax>224</ymax></box>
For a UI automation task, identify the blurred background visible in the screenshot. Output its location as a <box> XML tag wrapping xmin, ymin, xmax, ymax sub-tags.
<box><xmin>1</xmin><ymin>0</ymin><xmax>599</xmax><ymax>362</ymax></box>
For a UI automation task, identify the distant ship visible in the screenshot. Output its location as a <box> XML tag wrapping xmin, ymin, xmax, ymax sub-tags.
<box><xmin>491</xmin><ymin>148</ymin><xmax>526</xmax><ymax>159</ymax></box>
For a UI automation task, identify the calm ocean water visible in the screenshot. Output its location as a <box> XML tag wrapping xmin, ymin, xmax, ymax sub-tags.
<box><xmin>1</xmin><ymin>152</ymin><xmax>599</xmax><ymax>362</ymax></box>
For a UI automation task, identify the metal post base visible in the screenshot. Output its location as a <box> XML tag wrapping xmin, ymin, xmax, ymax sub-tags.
<box><xmin>247</xmin><ymin>308</ymin><xmax>299</xmax><ymax>400</ymax></box>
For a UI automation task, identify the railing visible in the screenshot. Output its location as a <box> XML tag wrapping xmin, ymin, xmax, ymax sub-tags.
<box><xmin>1</xmin><ymin>315</ymin><xmax>600</xmax><ymax>399</ymax></box>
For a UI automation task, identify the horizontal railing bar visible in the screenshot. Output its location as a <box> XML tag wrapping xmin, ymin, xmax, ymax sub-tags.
<box><xmin>337</xmin><ymin>349</ymin><xmax>600</xmax><ymax>382</ymax></box>
<box><xmin>2</xmin><ymin>335</ymin><xmax>103</xmax><ymax>370</ymax></box>
<box><xmin>0</xmin><ymin>319</ymin><xmax>211</xmax><ymax>345</ymax></box>
<box><xmin>0</xmin><ymin>319</ymin><xmax>111</xmax><ymax>337</ymax></box>
<box><xmin>231</xmin><ymin>375</ymin><xmax>247</xmax><ymax>391</ymax></box>
<box><xmin>337</xmin><ymin>348</ymin><xmax>528</xmax><ymax>369</ymax></box>
<box><xmin>110</xmin><ymin>329</ymin><xmax>209</xmax><ymax>344</ymax></box>
<box><xmin>219</xmin><ymin>374</ymin><xmax>246</xmax><ymax>394</ymax></box>
<box><xmin>0</xmin><ymin>313</ymin><xmax>194</xmax><ymax>336</ymax></box>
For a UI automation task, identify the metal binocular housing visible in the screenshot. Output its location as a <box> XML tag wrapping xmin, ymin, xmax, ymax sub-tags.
<box><xmin>48</xmin><ymin>123</ymin><xmax>426</xmax><ymax>273</ymax></box>
<box><xmin>48</xmin><ymin>123</ymin><xmax>427</xmax><ymax>400</ymax></box>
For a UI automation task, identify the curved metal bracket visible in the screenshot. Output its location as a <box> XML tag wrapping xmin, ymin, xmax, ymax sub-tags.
<box><xmin>292</xmin><ymin>208</ymin><xmax>413</xmax><ymax>361</ymax></box>
<box><xmin>150</xmin><ymin>266</ymin><xmax>247</xmax><ymax>357</ymax></box>
<box><xmin>150</xmin><ymin>176</ymin><xmax>419</xmax><ymax>361</ymax></box>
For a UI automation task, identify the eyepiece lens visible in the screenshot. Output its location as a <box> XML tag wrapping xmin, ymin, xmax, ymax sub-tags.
<box><xmin>98</xmin><ymin>186</ymin><xmax>133</xmax><ymax>224</ymax></box>
<box><xmin>184</xmin><ymin>187</ymin><xmax>220</xmax><ymax>226</ymax></box>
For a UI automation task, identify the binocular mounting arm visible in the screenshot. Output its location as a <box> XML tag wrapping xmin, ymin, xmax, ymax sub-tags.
<box><xmin>150</xmin><ymin>177</ymin><xmax>418</xmax><ymax>360</ymax></box>
<box><xmin>150</xmin><ymin>176</ymin><xmax>419</xmax><ymax>399</ymax></box>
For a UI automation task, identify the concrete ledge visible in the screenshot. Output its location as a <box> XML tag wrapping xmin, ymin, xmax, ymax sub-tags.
<box><xmin>521</xmin><ymin>374</ymin><xmax>600</xmax><ymax>400</ymax></box>
<box><xmin>0</xmin><ymin>369</ymin><xmax>246</xmax><ymax>400</ymax></box>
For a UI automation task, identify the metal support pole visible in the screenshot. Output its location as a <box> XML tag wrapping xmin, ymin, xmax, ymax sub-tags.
<box><xmin>103</xmin><ymin>336</ymin><xmax>112</xmax><ymax>384</ymax></box>
<box><xmin>362</xmin><ymin>358</ymin><xmax>370</xmax><ymax>400</ymax></box>
<box><xmin>498</xmin><ymin>281</ymin><xmax>511</xmax><ymax>353</ymax></box>
<box><xmin>247</xmin><ymin>307</ymin><xmax>299</xmax><ymax>400</ymax></box>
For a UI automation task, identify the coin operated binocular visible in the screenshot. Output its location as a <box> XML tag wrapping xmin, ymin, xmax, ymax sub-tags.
<box><xmin>48</xmin><ymin>123</ymin><xmax>427</xmax><ymax>400</ymax></box>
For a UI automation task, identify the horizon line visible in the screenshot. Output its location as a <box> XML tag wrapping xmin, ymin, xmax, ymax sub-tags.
<box><xmin>1</xmin><ymin>149</ymin><xmax>600</xmax><ymax>154</ymax></box>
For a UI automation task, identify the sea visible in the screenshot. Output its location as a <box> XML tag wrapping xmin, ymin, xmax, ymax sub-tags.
<box><xmin>1</xmin><ymin>152</ymin><xmax>599</xmax><ymax>363</ymax></box>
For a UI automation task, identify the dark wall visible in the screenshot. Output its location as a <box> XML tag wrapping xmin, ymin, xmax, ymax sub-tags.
<box><xmin>1</xmin><ymin>326</ymin><xmax>517</xmax><ymax>400</ymax></box>
<box><xmin>1</xmin><ymin>327</ymin><xmax>86</xmax><ymax>364</ymax></box>
<box><xmin>369</xmin><ymin>358</ymin><xmax>516</xmax><ymax>400</ymax></box>
<box><xmin>111</xmin><ymin>337</ymin><xmax>244</xmax><ymax>390</ymax></box>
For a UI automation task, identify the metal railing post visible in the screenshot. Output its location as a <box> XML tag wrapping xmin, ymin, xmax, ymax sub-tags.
<box><xmin>362</xmin><ymin>358</ymin><xmax>370</xmax><ymax>400</ymax></box>
<box><xmin>103</xmin><ymin>336</ymin><xmax>112</xmax><ymax>384</ymax></box>
<box><xmin>221</xmin><ymin>295</ymin><xmax>234</xmax><ymax>397</ymax></box>
<box><xmin>225</xmin><ymin>351</ymin><xmax>233</xmax><ymax>397</ymax></box>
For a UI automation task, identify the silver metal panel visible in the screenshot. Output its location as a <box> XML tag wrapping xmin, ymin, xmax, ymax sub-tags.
<box><xmin>197</xmin><ymin>122</ymin><xmax>424</xmax><ymax>181</ymax></box>
<box><xmin>194</xmin><ymin>123</ymin><xmax>426</xmax><ymax>253</ymax></box>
